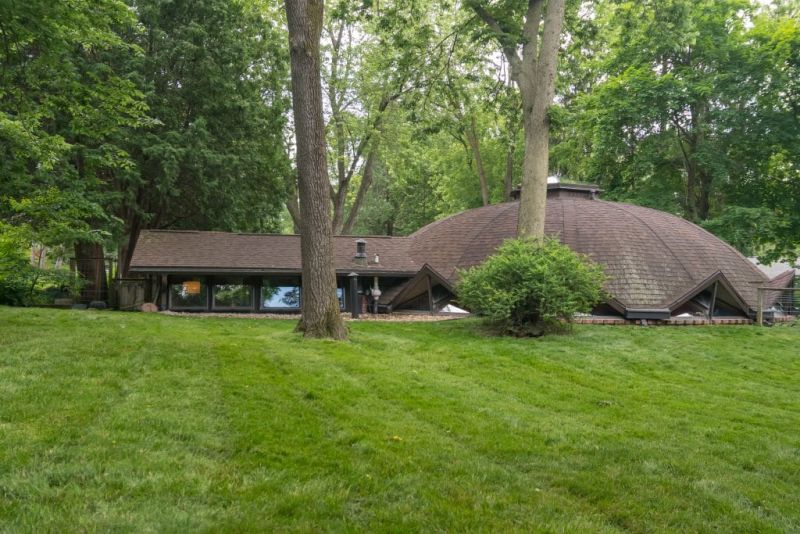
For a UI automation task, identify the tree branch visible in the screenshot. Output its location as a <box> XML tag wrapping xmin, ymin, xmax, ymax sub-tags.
<box><xmin>533</xmin><ymin>0</ymin><xmax>566</xmax><ymax>103</ymax></box>
<box><xmin>342</xmin><ymin>145</ymin><xmax>378</xmax><ymax>235</ymax></box>
<box><xmin>468</xmin><ymin>2</ymin><xmax>522</xmax><ymax>79</ymax></box>
<box><xmin>521</xmin><ymin>0</ymin><xmax>544</xmax><ymax>66</ymax></box>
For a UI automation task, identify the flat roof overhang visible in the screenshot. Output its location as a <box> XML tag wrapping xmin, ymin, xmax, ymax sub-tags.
<box><xmin>129</xmin><ymin>266</ymin><xmax>419</xmax><ymax>277</ymax></box>
<box><xmin>624</xmin><ymin>308</ymin><xmax>672</xmax><ymax>320</ymax></box>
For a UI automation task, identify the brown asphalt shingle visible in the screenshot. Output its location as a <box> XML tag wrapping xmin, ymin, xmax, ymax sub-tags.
<box><xmin>407</xmin><ymin>196</ymin><xmax>769</xmax><ymax>311</ymax></box>
<box><xmin>131</xmin><ymin>188</ymin><xmax>772</xmax><ymax>312</ymax></box>
<box><xmin>130</xmin><ymin>231</ymin><xmax>419</xmax><ymax>274</ymax></box>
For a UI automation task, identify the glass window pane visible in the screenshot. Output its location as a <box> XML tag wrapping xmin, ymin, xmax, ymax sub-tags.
<box><xmin>169</xmin><ymin>278</ymin><xmax>207</xmax><ymax>309</ymax></box>
<box><xmin>213</xmin><ymin>279</ymin><xmax>252</xmax><ymax>309</ymax></box>
<box><xmin>262</xmin><ymin>278</ymin><xmax>301</xmax><ymax>309</ymax></box>
<box><xmin>337</xmin><ymin>287</ymin><xmax>345</xmax><ymax>309</ymax></box>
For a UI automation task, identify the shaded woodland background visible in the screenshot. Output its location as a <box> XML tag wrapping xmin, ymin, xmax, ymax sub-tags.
<box><xmin>1</xmin><ymin>0</ymin><xmax>798</xmax><ymax>301</ymax></box>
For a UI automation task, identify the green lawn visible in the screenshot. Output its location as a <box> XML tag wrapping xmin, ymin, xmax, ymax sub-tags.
<box><xmin>1</xmin><ymin>307</ymin><xmax>799</xmax><ymax>532</ymax></box>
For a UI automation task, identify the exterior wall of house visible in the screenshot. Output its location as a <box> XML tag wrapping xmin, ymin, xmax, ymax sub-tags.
<box><xmin>158</xmin><ymin>273</ymin><xmax>412</xmax><ymax>314</ymax></box>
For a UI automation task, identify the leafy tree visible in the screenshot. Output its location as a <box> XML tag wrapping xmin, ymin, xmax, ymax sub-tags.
<box><xmin>1</xmin><ymin>0</ymin><xmax>292</xmax><ymax>300</ymax></box>
<box><xmin>552</xmin><ymin>0</ymin><xmax>800</xmax><ymax>260</ymax></box>
<box><xmin>350</xmin><ymin>6</ymin><xmax>526</xmax><ymax>236</ymax></box>
<box><xmin>0</xmin><ymin>0</ymin><xmax>148</xmax><ymax>300</ymax></box>
<box><xmin>418</xmin><ymin>25</ymin><xmax>523</xmax><ymax>207</ymax></box>
<box><xmin>701</xmin><ymin>206</ymin><xmax>776</xmax><ymax>258</ymax></box>
<box><xmin>352</xmin><ymin>113</ymin><xmax>447</xmax><ymax>236</ymax></box>
<box><xmin>0</xmin><ymin>0</ymin><xmax>145</xmax><ymax>202</ymax></box>
<box><xmin>0</xmin><ymin>224</ymin><xmax>33</xmax><ymax>305</ymax></box>
<box><xmin>285</xmin><ymin>0</ymin><xmax>466</xmax><ymax>235</ymax></box>
<box><xmin>114</xmin><ymin>0</ymin><xmax>290</xmax><ymax>275</ymax></box>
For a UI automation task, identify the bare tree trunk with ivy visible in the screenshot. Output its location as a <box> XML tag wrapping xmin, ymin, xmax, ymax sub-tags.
<box><xmin>470</xmin><ymin>0</ymin><xmax>566</xmax><ymax>239</ymax></box>
<box><xmin>285</xmin><ymin>0</ymin><xmax>347</xmax><ymax>339</ymax></box>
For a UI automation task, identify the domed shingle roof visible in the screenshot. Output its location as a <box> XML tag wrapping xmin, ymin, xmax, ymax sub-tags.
<box><xmin>129</xmin><ymin>183</ymin><xmax>778</xmax><ymax>318</ymax></box>
<box><xmin>409</xmin><ymin>191</ymin><xmax>769</xmax><ymax>314</ymax></box>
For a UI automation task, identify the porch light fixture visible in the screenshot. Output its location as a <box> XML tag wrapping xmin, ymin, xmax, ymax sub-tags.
<box><xmin>371</xmin><ymin>276</ymin><xmax>381</xmax><ymax>314</ymax></box>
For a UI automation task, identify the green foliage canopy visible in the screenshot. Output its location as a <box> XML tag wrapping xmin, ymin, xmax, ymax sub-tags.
<box><xmin>552</xmin><ymin>0</ymin><xmax>800</xmax><ymax>261</ymax></box>
<box><xmin>0</xmin><ymin>0</ymin><xmax>147</xmax><ymax>245</ymax></box>
<box><xmin>1</xmin><ymin>0</ymin><xmax>292</xmax><ymax>279</ymax></box>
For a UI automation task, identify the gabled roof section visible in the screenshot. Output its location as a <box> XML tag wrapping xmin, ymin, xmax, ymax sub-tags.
<box><xmin>763</xmin><ymin>269</ymin><xmax>796</xmax><ymax>309</ymax></box>
<box><xmin>380</xmin><ymin>264</ymin><xmax>453</xmax><ymax>310</ymax></box>
<box><xmin>767</xmin><ymin>269</ymin><xmax>796</xmax><ymax>289</ymax></box>
<box><xmin>129</xmin><ymin>230</ymin><xmax>420</xmax><ymax>275</ymax></box>
<box><xmin>665</xmin><ymin>271</ymin><xmax>751</xmax><ymax>314</ymax></box>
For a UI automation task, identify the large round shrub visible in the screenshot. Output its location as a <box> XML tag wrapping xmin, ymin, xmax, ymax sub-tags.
<box><xmin>456</xmin><ymin>238</ymin><xmax>606</xmax><ymax>336</ymax></box>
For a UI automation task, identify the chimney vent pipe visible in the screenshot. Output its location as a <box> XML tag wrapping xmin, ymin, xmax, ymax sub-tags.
<box><xmin>355</xmin><ymin>239</ymin><xmax>367</xmax><ymax>260</ymax></box>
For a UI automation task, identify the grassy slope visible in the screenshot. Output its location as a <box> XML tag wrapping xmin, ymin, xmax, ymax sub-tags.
<box><xmin>0</xmin><ymin>307</ymin><xmax>798</xmax><ymax>532</ymax></box>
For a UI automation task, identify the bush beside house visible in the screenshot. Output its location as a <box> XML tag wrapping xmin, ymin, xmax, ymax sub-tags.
<box><xmin>457</xmin><ymin>238</ymin><xmax>606</xmax><ymax>336</ymax></box>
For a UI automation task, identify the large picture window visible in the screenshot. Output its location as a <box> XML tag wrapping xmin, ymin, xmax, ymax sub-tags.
<box><xmin>169</xmin><ymin>277</ymin><xmax>207</xmax><ymax>310</ymax></box>
<box><xmin>213</xmin><ymin>277</ymin><xmax>253</xmax><ymax>310</ymax></box>
<box><xmin>337</xmin><ymin>287</ymin><xmax>345</xmax><ymax>310</ymax></box>
<box><xmin>261</xmin><ymin>277</ymin><xmax>301</xmax><ymax>309</ymax></box>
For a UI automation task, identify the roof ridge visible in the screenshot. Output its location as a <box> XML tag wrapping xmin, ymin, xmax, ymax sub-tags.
<box><xmin>142</xmin><ymin>229</ymin><xmax>408</xmax><ymax>240</ymax></box>
<box><xmin>142</xmin><ymin>229</ymin><xmax>300</xmax><ymax>237</ymax></box>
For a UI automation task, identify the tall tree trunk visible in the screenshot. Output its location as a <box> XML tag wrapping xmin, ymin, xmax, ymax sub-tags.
<box><xmin>697</xmin><ymin>170</ymin><xmax>712</xmax><ymax>221</ymax></box>
<box><xmin>327</xmin><ymin>20</ymin><xmax>348</xmax><ymax>234</ymax></box>
<box><xmin>518</xmin><ymin>0</ymin><xmax>565</xmax><ymax>239</ymax></box>
<box><xmin>685</xmin><ymin>158</ymin><xmax>698</xmax><ymax>221</ymax></box>
<box><xmin>342</xmin><ymin>146</ymin><xmax>378</xmax><ymax>235</ymax></box>
<box><xmin>472</xmin><ymin>0</ymin><xmax>566</xmax><ymax>240</ymax></box>
<box><xmin>680</xmin><ymin>103</ymin><xmax>712</xmax><ymax>222</ymax></box>
<box><xmin>285</xmin><ymin>0</ymin><xmax>347</xmax><ymax>339</ymax></box>
<box><xmin>683</xmin><ymin>155</ymin><xmax>712</xmax><ymax>221</ymax></box>
<box><xmin>504</xmin><ymin>138</ymin><xmax>516</xmax><ymax>202</ymax></box>
<box><xmin>517</xmin><ymin>89</ymin><xmax>550</xmax><ymax>237</ymax></box>
<box><xmin>74</xmin><ymin>241</ymin><xmax>108</xmax><ymax>304</ymax></box>
<box><xmin>118</xmin><ymin>213</ymin><xmax>141</xmax><ymax>279</ymax></box>
<box><xmin>331</xmin><ymin>113</ymin><xmax>348</xmax><ymax>233</ymax></box>
<box><xmin>692</xmin><ymin>103</ymin><xmax>711</xmax><ymax>221</ymax></box>
<box><xmin>465</xmin><ymin>115</ymin><xmax>490</xmax><ymax>206</ymax></box>
<box><xmin>284</xmin><ymin>171</ymin><xmax>302</xmax><ymax>233</ymax></box>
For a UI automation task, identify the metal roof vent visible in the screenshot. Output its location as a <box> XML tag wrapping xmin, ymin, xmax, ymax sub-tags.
<box><xmin>354</xmin><ymin>239</ymin><xmax>367</xmax><ymax>263</ymax></box>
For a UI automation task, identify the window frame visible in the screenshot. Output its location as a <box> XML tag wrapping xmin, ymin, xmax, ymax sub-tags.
<box><xmin>211</xmin><ymin>277</ymin><xmax>254</xmax><ymax>311</ymax></box>
<box><xmin>336</xmin><ymin>287</ymin><xmax>345</xmax><ymax>310</ymax></box>
<box><xmin>168</xmin><ymin>276</ymin><xmax>209</xmax><ymax>311</ymax></box>
<box><xmin>260</xmin><ymin>276</ymin><xmax>302</xmax><ymax>311</ymax></box>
